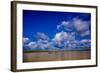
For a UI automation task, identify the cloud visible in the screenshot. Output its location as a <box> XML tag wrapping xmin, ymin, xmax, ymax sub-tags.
<box><xmin>26</xmin><ymin>39</ymin><xmax>50</xmax><ymax>50</ymax></box>
<box><xmin>52</xmin><ymin>31</ymin><xmax>76</xmax><ymax>49</ymax></box>
<box><xmin>57</xmin><ymin>18</ymin><xmax>90</xmax><ymax>37</ymax></box>
<box><xmin>23</xmin><ymin>37</ymin><xmax>30</xmax><ymax>44</ymax></box>
<box><xmin>52</xmin><ymin>37</ymin><xmax>90</xmax><ymax>50</ymax></box>
<box><xmin>80</xmin><ymin>39</ymin><xmax>91</xmax><ymax>44</ymax></box>
<box><xmin>52</xmin><ymin>31</ymin><xmax>68</xmax><ymax>42</ymax></box>
<box><xmin>72</xmin><ymin>18</ymin><xmax>90</xmax><ymax>37</ymax></box>
<box><xmin>27</xmin><ymin>42</ymin><xmax>38</xmax><ymax>50</ymax></box>
<box><xmin>37</xmin><ymin>39</ymin><xmax>49</xmax><ymax>44</ymax></box>
<box><xmin>57</xmin><ymin>21</ymin><xmax>73</xmax><ymax>32</ymax></box>
<box><xmin>23</xmin><ymin>33</ymin><xmax>50</xmax><ymax>50</ymax></box>
<box><xmin>23</xmin><ymin>17</ymin><xmax>91</xmax><ymax>51</ymax></box>
<box><xmin>72</xmin><ymin>18</ymin><xmax>90</xmax><ymax>32</ymax></box>
<box><xmin>37</xmin><ymin>41</ymin><xmax>49</xmax><ymax>50</ymax></box>
<box><xmin>80</xmin><ymin>30</ymin><xmax>91</xmax><ymax>37</ymax></box>
<box><xmin>26</xmin><ymin>41</ymin><xmax>48</xmax><ymax>50</ymax></box>
<box><xmin>77</xmin><ymin>39</ymin><xmax>91</xmax><ymax>49</ymax></box>
<box><xmin>35</xmin><ymin>32</ymin><xmax>49</xmax><ymax>41</ymax></box>
<box><xmin>52</xmin><ymin>31</ymin><xmax>75</xmax><ymax>42</ymax></box>
<box><xmin>23</xmin><ymin>37</ymin><xmax>91</xmax><ymax>51</ymax></box>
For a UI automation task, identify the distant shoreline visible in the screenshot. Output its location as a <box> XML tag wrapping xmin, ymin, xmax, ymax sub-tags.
<box><xmin>23</xmin><ymin>49</ymin><xmax>91</xmax><ymax>53</ymax></box>
<box><xmin>23</xmin><ymin>50</ymin><xmax>91</xmax><ymax>62</ymax></box>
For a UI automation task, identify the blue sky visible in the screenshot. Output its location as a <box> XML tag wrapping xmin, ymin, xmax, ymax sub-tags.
<box><xmin>23</xmin><ymin>10</ymin><xmax>90</xmax><ymax>40</ymax></box>
<box><xmin>23</xmin><ymin>10</ymin><xmax>91</xmax><ymax>51</ymax></box>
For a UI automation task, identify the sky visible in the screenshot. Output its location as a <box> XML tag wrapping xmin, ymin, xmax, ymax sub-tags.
<box><xmin>23</xmin><ymin>10</ymin><xmax>91</xmax><ymax>51</ymax></box>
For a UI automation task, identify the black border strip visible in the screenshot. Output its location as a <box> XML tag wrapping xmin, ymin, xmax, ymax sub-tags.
<box><xmin>11</xmin><ymin>1</ymin><xmax>17</xmax><ymax>72</ymax></box>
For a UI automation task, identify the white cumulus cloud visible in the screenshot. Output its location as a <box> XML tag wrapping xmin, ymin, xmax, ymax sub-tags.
<box><xmin>23</xmin><ymin>17</ymin><xmax>91</xmax><ymax>51</ymax></box>
<box><xmin>80</xmin><ymin>39</ymin><xmax>91</xmax><ymax>43</ymax></box>
<box><xmin>36</xmin><ymin>32</ymin><xmax>49</xmax><ymax>41</ymax></box>
<box><xmin>52</xmin><ymin>31</ymin><xmax>76</xmax><ymax>49</ymax></box>
<box><xmin>57</xmin><ymin>18</ymin><xmax>90</xmax><ymax>37</ymax></box>
<box><xmin>80</xmin><ymin>30</ymin><xmax>90</xmax><ymax>37</ymax></box>
<box><xmin>72</xmin><ymin>18</ymin><xmax>90</xmax><ymax>37</ymax></box>
<box><xmin>72</xmin><ymin>18</ymin><xmax>90</xmax><ymax>32</ymax></box>
<box><xmin>52</xmin><ymin>31</ymin><xmax>68</xmax><ymax>42</ymax></box>
<box><xmin>27</xmin><ymin>42</ymin><xmax>38</xmax><ymax>50</ymax></box>
<box><xmin>52</xmin><ymin>31</ymin><xmax>75</xmax><ymax>42</ymax></box>
<box><xmin>57</xmin><ymin>21</ymin><xmax>73</xmax><ymax>32</ymax></box>
<box><xmin>23</xmin><ymin>37</ymin><xmax>30</xmax><ymax>44</ymax></box>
